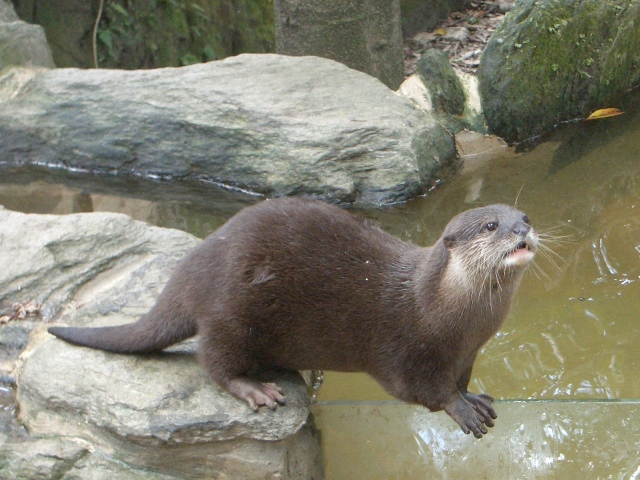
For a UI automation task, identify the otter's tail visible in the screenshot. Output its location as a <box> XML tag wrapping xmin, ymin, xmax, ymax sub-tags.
<box><xmin>48</xmin><ymin>311</ymin><xmax>197</xmax><ymax>354</ymax></box>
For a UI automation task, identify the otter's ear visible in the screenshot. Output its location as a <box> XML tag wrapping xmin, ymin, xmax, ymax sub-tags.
<box><xmin>443</xmin><ymin>235</ymin><xmax>456</xmax><ymax>249</ymax></box>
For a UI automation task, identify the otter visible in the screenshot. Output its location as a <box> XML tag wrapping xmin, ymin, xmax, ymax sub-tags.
<box><xmin>48</xmin><ymin>198</ymin><xmax>538</xmax><ymax>438</ymax></box>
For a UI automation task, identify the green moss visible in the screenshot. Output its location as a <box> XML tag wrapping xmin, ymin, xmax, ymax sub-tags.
<box><xmin>477</xmin><ymin>0</ymin><xmax>640</xmax><ymax>143</ymax></box>
<box><xmin>96</xmin><ymin>0</ymin><xmax>275</xmax><ymax>69</ymax></box>
<box><xmin>415</xmin><ymin>49</ymin><xmax>466</xmax><ymax>115</ymax></box>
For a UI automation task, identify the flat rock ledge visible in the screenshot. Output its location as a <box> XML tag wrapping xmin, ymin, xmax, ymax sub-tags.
<box><xmin>0</xmin><ymin>206</ymin><xmax>322</xmax><ymax>479</ymax></box>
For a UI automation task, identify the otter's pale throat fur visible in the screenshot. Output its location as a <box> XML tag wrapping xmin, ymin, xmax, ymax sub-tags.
<box><xmin>48</xmin><ymin>198</ymin><xmax>538</xmax><ymax>438</ymax></box>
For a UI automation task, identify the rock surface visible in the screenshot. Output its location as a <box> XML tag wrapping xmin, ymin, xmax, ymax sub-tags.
<box><xmin>477</xmin><ymin>0</ymin><xmax>640</xmax><ymax>144</ymax></box>
<box><xmin>0</xmin><ymin>207</ymin><xmax>197</xmax><ymax>321</ymax></box>
<box><xmin>415</xmin><ymin>49</ymin><xmax>466</xmax><ymax>116</ymax></box>
<box><xmin>0</xmin><ymin>206</ymin><xmax>323</xmax><ymax>479</ymax></box>
<box><xmin>397</xmin><ymin>52</ymin><xmax>486</xmax><ymax>135</ymax></box>
<box><xmin>0</xmin><ymin>54</ymin><xmax>455</xmax><ymax>206</ymax></box>
<box><xmin>0</xmin><ymin>0</ymin><xmax>55</xmax><ymax>69</ymax></box>
<box><xmin>275</xmin><ymin>0</ymin><xmax>404</xmax><ymax>90</ymax></box>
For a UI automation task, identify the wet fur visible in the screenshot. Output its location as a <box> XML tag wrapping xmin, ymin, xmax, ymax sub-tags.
<box><xmin>48</xmin><ymin>198</ymin><xmax>537</xmax><ymax>438</ymax></box>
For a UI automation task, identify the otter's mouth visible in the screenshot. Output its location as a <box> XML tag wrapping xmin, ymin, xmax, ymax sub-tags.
<box><xmin>513</xmin><ymin>241</ymin><xmax>529</xmax><ymax>252</ymax></box>
<box><xmin>503</xmin><ymin>240</ymin><xmax>535</xmax><ymax>266</ymax></box>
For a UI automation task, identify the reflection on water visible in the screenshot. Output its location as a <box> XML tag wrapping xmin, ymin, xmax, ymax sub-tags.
<box><xmin>0</xmin><ymin>383</ymin><xmax>27</xmax><ymax>439</ymax></box>
<box><xmin>313</xmin><ymin>104</ymin><xmax>640</xmax><ymax>404</ymax></box>
<box><xmin>3</xmin><ymin>92</ymin><xmax>640</xmax><ymax>478</ymax></box>
<box><xmin>313</xmin><ymin>402</ymin><xmax>640</xmax><ymax>479</ymax></box>
<box><xmin>0</xmin><ymin>168</ymin><xmax>258</xmax><ymax>239</ymax></box>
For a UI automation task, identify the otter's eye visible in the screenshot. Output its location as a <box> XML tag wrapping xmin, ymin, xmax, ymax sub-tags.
<box><xmin>486</xmin><ymin>222</ymin><xmax>498</xmax><ymax>232</ymax></box>
<box><xmin>523</xmin><ymin>215</ymin><xmax>530</xmax><ymax>225</ymax></box>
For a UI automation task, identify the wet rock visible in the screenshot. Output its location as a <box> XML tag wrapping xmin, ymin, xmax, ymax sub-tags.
<box><xmin>478</xmin><ymin>0</ymin><xmax>640</xmax><ymax>143</ymax></box>
<box><xmin>0</xmin><ymin>0</ymin><xmax>54</xmax><ymax>69</ymax></box>
<box><xmin>0</xmin><ymin>54</ymin><xmax>455</xmax><ymax>206</ymax></box>
<box><xmin>0</xmin><ymin>207</ymin><xmax>323</xmax><ymax>479</ymax></box>
<box><xmin>0</xmin><ymin>320</ymin><xmax>37</xmax><ymax>376</ymax></box>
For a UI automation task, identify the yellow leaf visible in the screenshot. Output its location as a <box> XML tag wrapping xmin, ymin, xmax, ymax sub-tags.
<box><xmin>433</xmin><ymin>28</ymin><xmax>446</xmax><ymax>36</ymax></box>
<box><xmin>585</xmin><ymin>108</ymin><xmax>624</xmax><ymax>120</ymax></box>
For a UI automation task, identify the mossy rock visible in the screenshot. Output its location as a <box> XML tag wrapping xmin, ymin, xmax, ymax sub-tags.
<box><xmin>400</xmin><ymin>50</ymin><xmax>485</xmax><ymax>135</ymax></box>
<box><xmin>477</xmin><ymin>0</ymin><xmax>640</xmax><ymax>144</ymax></box>
<box><xmin>415</xmin><ymin>49</ymin><xmax>466</xmax><ymax>116</ymax></box>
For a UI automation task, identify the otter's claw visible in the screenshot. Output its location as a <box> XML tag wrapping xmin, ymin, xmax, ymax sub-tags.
<box><xmin>463</xmin><ymin>392</ymin><xmax>497</xmax><ymax>426</ymax></box>
<box><xmin>445</xmin><ymin>394</ymin><xmax>495</xmax><ymax>438</ymax></box>
<box><xmin>226</xmin><ymin>378</ymin><xmax>286</xmax><ymax>410</ymax></box>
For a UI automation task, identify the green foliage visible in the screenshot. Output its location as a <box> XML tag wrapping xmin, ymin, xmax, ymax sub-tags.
<box><xmin>96</xmin><ymin>0</ymin><xmax>275</xmax><ymax>69</ymax></box>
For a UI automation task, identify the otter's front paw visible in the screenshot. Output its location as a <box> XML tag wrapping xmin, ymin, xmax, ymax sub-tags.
<box><xmin>462</xmin><ymin>392</ymin><xmax>497</xmax><ymax>426</ymax></box>
<box><xmin>444</xmin><ymin>395</ymin><xmax>494</xmax><ymax>438</ymax></box>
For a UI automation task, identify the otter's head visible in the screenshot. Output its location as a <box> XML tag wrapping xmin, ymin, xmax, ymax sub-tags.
<box><xmin>440</xmin><ymin>204</ymin><xmax>538</xmax><ymax>290</ymax></box>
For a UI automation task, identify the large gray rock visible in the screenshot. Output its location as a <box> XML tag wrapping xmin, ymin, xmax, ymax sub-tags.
<box><xmin>477</xmin><ymin>0</ymin><xmax>640</xmax><ymax>144</ymax></box>
<box><xmin>275</xmin><ymin>0</ymin><xmax>404</xmax><ymax>90</ymax></box>
<box><xmin>17</xmin><ymin>329</ymin><xmax>320</xmax><ymax>479</ymax></box>
<box><xmin>0</xmin><ymin>207</ymin><xmax>198</xmax><ymax>320</ymax></box>
<box><xmin>0</xmin><ymin>206</ymin><xmax>323</xmax><ymax>479</ymax></box>
<box><xmin>0</xmin><ymin>54</ymin><xmax>455</xmax><ymax>206</ymax></box>
<box><xmin>0</xmin><ymin>0</ymin><xmax>54</xmax><ymax>69</ymax></box>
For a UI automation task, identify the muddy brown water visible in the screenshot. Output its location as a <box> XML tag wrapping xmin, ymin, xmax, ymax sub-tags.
<box><xmin>1</xmin><ymin>97</ymin><xmax>640</xmax><ymax>477</ymax></box>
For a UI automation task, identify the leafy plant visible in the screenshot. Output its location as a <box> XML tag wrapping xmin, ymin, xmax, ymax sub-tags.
<box><xmin>94</xmin><ymin>0</ymin><xmax>275</xmax><ymax>69</ymax></box>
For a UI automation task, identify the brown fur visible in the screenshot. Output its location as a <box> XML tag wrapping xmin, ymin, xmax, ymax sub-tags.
<box><xmin>48</xmin><ymin>198</ymin><xmax>537</xmax><ymax>438</ymax></box>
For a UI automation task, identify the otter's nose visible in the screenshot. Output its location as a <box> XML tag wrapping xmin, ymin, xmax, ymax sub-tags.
<box><xmin>512</xmin><ymin>222</ymin><xmax>530</xmax><ymax>236</ymax></box>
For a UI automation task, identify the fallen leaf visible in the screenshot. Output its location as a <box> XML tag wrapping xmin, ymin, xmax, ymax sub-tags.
<box><xmin>0</xmin><ymin>301</ymin><xmax>44</xmax><ymax>324</ymax></box>
<box><xmin>585</xmin><ymin>108</ymin><xmax>624</xmax><ymax>120</ymax></box>
<box><xmin>433</xmin><ymin>28</ymin><xmax>447</xmax><ymax>36</ymax></box>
